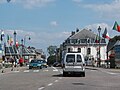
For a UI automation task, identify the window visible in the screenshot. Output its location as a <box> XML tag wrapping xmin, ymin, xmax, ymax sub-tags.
<box><xmin>87</xmin><ymin>48</ymin><xmax>91</xmax><ymax>54</ymax></box>
<box><xmin>78</xmin><ymin>48</ymin><xmax>81</xmax><ymax>53</ymax></box>
<box><xmin>68</xmin><ymin>48</ymin><xmax>71</xmax><ymax>52</ymax></box>
<box><xmin>77</xmin><ymin>55</ymin><xmax>82</xmax><ymax>62</ymax></box>
<box><xmin>66</xmin><ymin>55</ymin><xmax>75</xmax><ymax>63</ymax></box>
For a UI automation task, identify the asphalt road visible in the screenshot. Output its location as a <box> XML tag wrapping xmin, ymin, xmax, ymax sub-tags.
<box><xmin>0</xmin><ymin>66</ymin><xmax>120</xmax><ymax>90</ymax></box>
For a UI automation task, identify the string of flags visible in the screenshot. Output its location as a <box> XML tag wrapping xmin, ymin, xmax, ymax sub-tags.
<box><xmin>0</xmin><ymin>30</ymin><xmax>19</xmax><ymax>47</ymax></box>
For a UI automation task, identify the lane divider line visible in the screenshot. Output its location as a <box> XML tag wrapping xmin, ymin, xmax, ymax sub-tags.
<box><xmin>54</xmin><ymin>80</ymin><xmax>58</xmax><ymax>82</ymax></box>
<box><xmin>38</xmin><ymin>87</ymin><xmax>45</xmax><ymax>90</ymax></box>
<box><xmin>52</xmin><ymin>67</ymin><xmax>58</xmax><ymax>71</ymax></box>
<box><xmin>33</xmin><ymin>70</ymin><xmax>39</xmax><ymax>72</ymax></box>
<box><xmin>24</xmin><ymin>70</ymin><xmax>30</xmax><ymax>72</ymax></box>
<box><xmin>47</xmin><ymin>83</ymin><xmax>53</xmax><ymax>86</ymax></box>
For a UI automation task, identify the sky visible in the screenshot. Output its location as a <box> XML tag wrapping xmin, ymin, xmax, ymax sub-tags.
<box><xmin>0</xmin><ymin>0</ymin><xmax>120</xmax><ymax>54</ymax></box>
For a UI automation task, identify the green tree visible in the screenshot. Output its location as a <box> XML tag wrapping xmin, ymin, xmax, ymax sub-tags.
<box><xmin>47</xmin><ymin>45</ymin><xmax>57</xmax><ymax>56</ymax></box>
<box><xmin>47</xmin><ymin>55</ymin><xmax>56</xmax><ymax>65</ymax></box>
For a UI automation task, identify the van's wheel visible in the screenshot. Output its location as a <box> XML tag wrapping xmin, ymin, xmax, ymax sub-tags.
<box><xmin>63</xmin><ymin>71</ymin><xmax>67</xmax><ymax>77</ymax></box>
<box><xmin>81</xmin><ymin>72</ymin><xmax>85</xmax><ymax>77</ymax></box>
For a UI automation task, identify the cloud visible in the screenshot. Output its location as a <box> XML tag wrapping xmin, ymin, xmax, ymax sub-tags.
<box><xmin>0</xmin><ymin>0</ymin><xmax>56</xmax><ymax>9</ymax></box>
<box><xmin>83</xmin><ymin>0</ymin><xmax>120</xmax><ymax>18</ymax></box>
<box><xmin>50</xmin><ymin>21</ymin><xmax>58</xmax><ymax>26</ymax></box>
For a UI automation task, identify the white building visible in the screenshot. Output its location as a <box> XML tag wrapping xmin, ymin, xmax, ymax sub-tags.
<box><xmin>61</xmin><ymin>29</ymin><xmax>107</xmax><ymax>66</ymax></box>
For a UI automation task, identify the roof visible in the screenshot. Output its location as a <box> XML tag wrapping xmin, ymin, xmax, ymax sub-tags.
<box><xmin>70</xmin><ymin>29</ymin><xmax>96</xmax><ymax>39</ymax></box>
<box><xmin>114</xmin><ymin>40</ymin><xmax>120</xmax><ymax>46</ymax></box>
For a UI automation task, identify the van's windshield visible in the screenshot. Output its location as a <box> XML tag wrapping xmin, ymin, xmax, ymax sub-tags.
<box><xmin>66</xmin><ymin>54</ymin><xmax>75</xmax><ymax>63</ymax></box>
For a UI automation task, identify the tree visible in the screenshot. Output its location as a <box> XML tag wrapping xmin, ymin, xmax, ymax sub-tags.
<box><xmin>47</xmin><ymin>55</ymin><xmax>56</xmax><ymax>65</ymax></box>
<box><xmin>47</xmin><ymin>45</ymin><xmax>57</xmax><ymax>56</ymax></box>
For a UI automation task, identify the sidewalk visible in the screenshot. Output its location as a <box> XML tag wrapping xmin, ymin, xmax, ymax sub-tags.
<box><xmin>86</xmin><ymin>66</ymin><xmax>120</xmax><ymax>73</ymax></box>
<box><xmin>0</xmin><ymin>66</ymin><xmax>27</xmax><ymax>74</ymax></box>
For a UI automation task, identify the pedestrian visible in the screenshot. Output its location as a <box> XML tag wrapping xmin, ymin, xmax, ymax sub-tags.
<box><xmin>11</xmin><ymin>57</ymin><xmax>14</xmax><ymax>71</ymax></box>
<box><xmin>19</xmin><ymin>57</ymin><xmax>24</xmax><ymax>67</ymax></box>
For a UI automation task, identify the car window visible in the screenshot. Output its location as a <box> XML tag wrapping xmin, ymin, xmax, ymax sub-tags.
<box><xmin>66</xmin><ymin>54</ymin><xmax>75</xmax><ymax>63</ymax></box>
<box><xmin>31</xmin><ymin>60</ymin><xmax>37</xmax><ymax>63</ymax></box>
<box><xmin>37</xmin><ymin>60</ymin><xmax>42</xmax><ymax>63</ymax></box>
<box><xmin>77</xmin><ymin>55</ymin><xmax>82</xmax><ymax>62</ymax></box>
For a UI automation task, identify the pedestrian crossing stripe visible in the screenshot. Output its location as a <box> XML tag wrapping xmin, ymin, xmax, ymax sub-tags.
<box><xmin>24</xmin><ymin>70</ymin><xmax>30</xmax><ymax>72</ymax></box>
<box><xmin>33</xmin><ymin>70</ymin><xmax>39</xmax><ymax>72</ymax></box>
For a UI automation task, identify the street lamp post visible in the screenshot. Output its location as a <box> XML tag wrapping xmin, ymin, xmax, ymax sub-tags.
<box><xmin>13</xmin><ymin>31</ymin><xmax>17</xmax><ymax>46</ymax></box>
<box><xmin>13</xmin><ymin>31</ymin><xmax>17</xmax><ymax>66</ymax></box>
<box><xmin>24</xmin><ymin>35</ymin><xmax>31</xmax><ymax>47</ymax></box>
<box><xmin>98</xmin><ymin>26</ymin><xmax>101</xmax><ymax>67</ymax></box>
<box><xmin>21</xmin><ymin>39</ymin><xmax>23</xmax><ymax>57</ymax></box>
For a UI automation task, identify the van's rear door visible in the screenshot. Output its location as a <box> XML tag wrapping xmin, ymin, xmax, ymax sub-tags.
<box><xmin>74</xmin><ymin>54</ymin><xmax>83</xmax><ymax>69</ymax></box>
<box><xmin>65</xmin><ymin>54</ymin><xmax>75</xmax><ymax>68</ymax></box>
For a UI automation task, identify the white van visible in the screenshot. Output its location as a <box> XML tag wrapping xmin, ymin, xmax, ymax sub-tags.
<box><xmin>63</xmin><ymin>52</ymin><xmax>85</xmax><ymax>77</ymax></box>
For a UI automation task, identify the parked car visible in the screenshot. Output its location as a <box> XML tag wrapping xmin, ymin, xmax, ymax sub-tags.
<box><xmin>29</xmin><ymin>59</ymin><xmax>42</xmax><ymax>69</ymax></box>
<box><xmin>53</xmin><ymin>62</ymin><xmax>61</xmax><ymax>67</ymax></box>
<box><xmin>38</xmin><ymin>60</ymin><xmax>48</xmax><ymax>68</ymax></box>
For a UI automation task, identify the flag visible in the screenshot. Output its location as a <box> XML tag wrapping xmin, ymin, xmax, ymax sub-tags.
<box><xmin>16</xmin><ymin>41</ymin><xmax>19</xmax><ymax>48</ymax></box>
<box><xmin>95</xmin><ymin>35</ymin><xmax>99</xmax><ymax>43</ymax></box>
<box><xmin>10</xmin><ymin>37</ymin><xmax>13</xmax><ymax>46</ymax></box>
<box><xmin>1</xmin><ymin>30</ymin><xmax>4</xmax><ymax>41</ymax></box>
<box><xmin>102</xmin><ymin>28</ymin><xmax>110</xmax><ymax>40</ymax></box>
<box><xmin>112</xmin><ymin>21</ymin><xmax>120</xmax><ymax>32</ymax></box>
<box><xmin>7</xmin><ymin>35</ymin><xmax>13</xmax><ymax>46</ymax></box>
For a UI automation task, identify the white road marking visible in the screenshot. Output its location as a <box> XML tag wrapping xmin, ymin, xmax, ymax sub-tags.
<box><xmin>54</xmin><ymin>80</ymin><xmax>58</xmax><ymax>82</ymax></box>
<box><xmin>38</xmin><ymin>87</ymin><xmax>45</xmax><ymax>90</ymax></box>
<box><xmin>13</xmin><ymin>71</ymin><xmax>20</xmax><ymax>73</ymax></box>
<box><xmin>52</xmin><ymin>67</ymin><xmax>58</xmax><ymax>71</ymax></box>
<box><xmin>24</xmin><ymin>70</ymin><xmax>30</xmax><ymax>72</ymax></box>
<box><xmin>33</xmin><ymin>70</ymin><xmax>39</xmax><ymax>72</ymax></box>
<box><xmin>43</xmin><ymin>70</ymin><xmax>49</xmax><ymax>72</ymax></box>
<box><xmin>107</xmin><ymin>72</ymin><xmax>118</xmax><ymax>75</ymax></box>
<box><xmin>47</xmin><ymin>83</ymin><xmax>53</xmax><ymax>86</ymax></box>
<box><xmin>59</xmin><ymin>77</ymin><xmax>62</xmax><ymax>79</ymax></box>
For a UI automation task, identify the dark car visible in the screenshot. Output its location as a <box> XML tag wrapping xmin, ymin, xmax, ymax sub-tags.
<box><xmin>29</xmin><ymin>60</ymin><xmax>42</xmax><ymax>69</ymax></box>
<box><xmin>53</xmin><ymin>62</ymin><xmax>61</xmax><ymax>67</ymax></box>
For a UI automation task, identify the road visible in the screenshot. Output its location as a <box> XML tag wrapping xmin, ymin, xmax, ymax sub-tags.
<box><xmin>0</xmin><ymin>66</ymin><xmax>120</xmax><ymax>90</ymax></box>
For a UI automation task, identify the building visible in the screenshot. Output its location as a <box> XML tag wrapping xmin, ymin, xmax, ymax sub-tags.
<box><xmin>61</xmin><ymin>29</ymin><xmax>107</xmax><ymax>66</ymax></box>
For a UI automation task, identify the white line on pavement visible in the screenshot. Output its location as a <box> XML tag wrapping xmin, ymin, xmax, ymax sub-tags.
<box><xmin>59</xmin><ymin>77</ymin><xmax>62</xmax><ymax>79</ymax></box>
<box><xmin>47</xmin><ymin>83</ymin><xmax>53</xmax><ymax>86</ymax></box>
<box><xmin>24</xmin><ymin>70</ymin><xmax>30</xmax><ymax>72</ymax></box>
<box><xmin>54</xmin><ymin>80</ymin><xmax>58</xmax><ymax>82</ymax></box>
<box><xmin>33</xmin><ymin>70</ymin><xmax>39</xmax><ymax>72</ymax></box>
<box><xmin>13</xmin><ymin>71</ymin><xmax>20</xmax><ymax>73</ymax></box>
<box><xmin>43</xmin><ymin>70</ymin><xmax>49</xmax><ymax>72</ymax></box>
<box><xmin>38</xmin><ymin>87</ymin><xmax>45</xmax><ymax>90</ymax></box>
<box><xmin>52</xmin><ymin>67</ymin><xmax>58</xmax><ymax>71</ymax></box>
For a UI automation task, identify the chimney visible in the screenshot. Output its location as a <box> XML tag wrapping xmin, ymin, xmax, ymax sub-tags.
<box><xmin>76</xmin><ymin>28</ymin><xmax>79</xmax><ymax>32</ymax></box>
<box><xmin>71</xmin><ymin>31</ymin><xmax>75</xmax><ymax>36</ymax></box>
